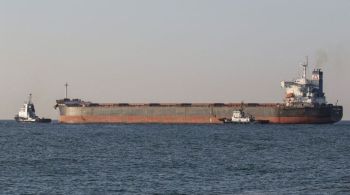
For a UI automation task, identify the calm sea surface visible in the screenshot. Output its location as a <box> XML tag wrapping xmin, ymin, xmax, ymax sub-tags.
<box><xmin>0</xmin><ymin>121</ymin><xmax>349</xmax><ymax>194</ymax></box>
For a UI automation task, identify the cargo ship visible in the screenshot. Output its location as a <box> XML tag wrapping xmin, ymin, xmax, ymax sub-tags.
<box><xmin>55</xmin><ymin>59</ymin><xmax>343</xmax><ymax>124</ymax></box>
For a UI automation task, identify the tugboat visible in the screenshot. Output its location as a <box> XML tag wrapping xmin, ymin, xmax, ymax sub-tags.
<box><xmin>223</xmin><ymin>109</ymin><xmax>269</xmax><ymax>124</ymax></box>
<box><xmin>231</xmin><ymin>110</ymin><xmax>253</xmax><ymax>123</ymax></box>
<box><xmin>223</xmin><ymin>102</ymin><xmax>270</xmax><ymax>124</ymax></box>
<box><xmin>14</xmin><ymin>94</ymin><xmax>51</xmax><ymax>123</ymax></box>
<box><xmin>224</xmin><ymin>109</ymin><xmax>253</xmax><ymax>124</ymax></box>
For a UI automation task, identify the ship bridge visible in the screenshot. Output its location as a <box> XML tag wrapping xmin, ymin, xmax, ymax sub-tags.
<box><xmin>281</xmin><ymin>58</ymin><xmax>326</xmax><ymax>106</ymax></box>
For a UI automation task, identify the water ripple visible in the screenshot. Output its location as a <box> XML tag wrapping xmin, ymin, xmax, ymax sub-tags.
<box><xmin>0</xmin><ymin>121</ymin><xmax>349</xmax><ymax>194</ymax></box>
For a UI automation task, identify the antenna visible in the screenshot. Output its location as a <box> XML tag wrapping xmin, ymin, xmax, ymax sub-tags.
<box><xmin>65</xmin><ymin>82</ymin><xmax>69</xmax><ymax>99</ymax></box>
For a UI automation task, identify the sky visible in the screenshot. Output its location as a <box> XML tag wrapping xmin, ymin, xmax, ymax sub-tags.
<box><xmin>0</xmin><ymin>0</ymin><xmax>349</xmax><ymax>120</ymax></box>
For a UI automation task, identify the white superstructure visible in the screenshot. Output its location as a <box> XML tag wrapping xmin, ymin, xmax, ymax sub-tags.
<box><xmin>280</xmin><ymin>57</ymin><xmax>326</xmax><ymax>107</ymax></box>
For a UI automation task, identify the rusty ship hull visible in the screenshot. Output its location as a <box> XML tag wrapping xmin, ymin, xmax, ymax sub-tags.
<box><xmin>56</xmin><ymin>101</ymin><xmax>343</xmax><ymax>124</ymax></box>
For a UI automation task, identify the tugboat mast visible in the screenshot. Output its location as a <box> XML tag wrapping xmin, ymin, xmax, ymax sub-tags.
<box><xmin>28</xmin><ymin>93</ymin><xmax>32</xmax><ymax>104</ymax></box>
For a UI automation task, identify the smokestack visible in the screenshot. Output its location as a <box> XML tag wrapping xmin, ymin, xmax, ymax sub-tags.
<box><xmin>319</xmin><ymin>70</ymin><xmax>323</xmax><ymax>95</ymax></box>
<box><xmin>312</xmin><ymin>69</ymin><xmax>324</xmax><ymax>96</ymax></box>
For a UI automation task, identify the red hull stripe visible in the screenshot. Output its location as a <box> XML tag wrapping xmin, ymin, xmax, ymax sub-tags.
<box><xmin>255</xmin><ymin>116</ymin><xmax>335</xmax><ymax>124</ymax></box>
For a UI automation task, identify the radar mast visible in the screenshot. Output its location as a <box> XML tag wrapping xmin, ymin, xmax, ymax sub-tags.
<box><xmin>302</xmin><ymin>56</ymin><xmax>308</xmax><ymax>80</ymax></box>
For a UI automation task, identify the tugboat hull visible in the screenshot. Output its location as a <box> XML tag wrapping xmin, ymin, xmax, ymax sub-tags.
<box><xmin>14</xmin><ymin>116</ymin><xmax>51</xmax><ymax>123</ymax></box>
<box><xmin>36</xmin><ymin>118</ymin><xmax>52</xmax><ymax>123</ymax></box>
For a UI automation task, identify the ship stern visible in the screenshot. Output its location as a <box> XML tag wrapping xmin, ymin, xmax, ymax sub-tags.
<box><xmin>331</xmin><ymin>105</ymin><xmax>343</xmax><ymax>123</ymax></box>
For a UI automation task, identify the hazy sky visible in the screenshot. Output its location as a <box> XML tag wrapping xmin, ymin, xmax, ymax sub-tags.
<box><xmin>0</xmin><ymin>0</ymin><xmax>349</xmax><ymax>120</ymax></box>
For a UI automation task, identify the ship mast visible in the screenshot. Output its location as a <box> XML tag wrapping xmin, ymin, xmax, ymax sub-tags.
<box><xmin>65</xmin><ymin>82</ymin><xmax>69</xmax><ymax>99</ymax></box>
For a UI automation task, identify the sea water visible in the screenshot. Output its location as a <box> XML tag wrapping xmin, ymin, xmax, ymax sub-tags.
<box><xmin>0</xmin><ymin>121</ymin><xmax>349</xmax><ymax>194</ymax></box>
